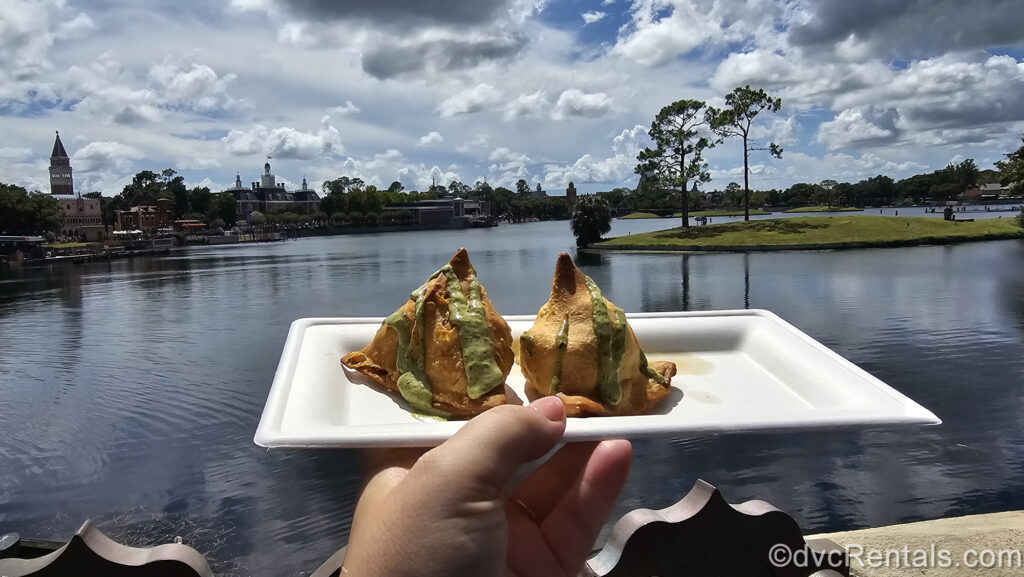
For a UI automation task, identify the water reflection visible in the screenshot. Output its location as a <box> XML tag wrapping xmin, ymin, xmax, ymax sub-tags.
<box><xmin>1</xmin><ymin>222</ymin><xmax>1022</xmax><ymax>575</ymax></box>
<box><xmin>744</xmin><ymin>253</ymin><xmax>750</xmax><ymax>309</ymax></box>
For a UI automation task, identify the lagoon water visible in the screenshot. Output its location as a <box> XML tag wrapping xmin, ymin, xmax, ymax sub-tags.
<box><xmin>2</xmin><ymin>217</ymin><xmax>1023</xmax><ymax>575</ymax></box>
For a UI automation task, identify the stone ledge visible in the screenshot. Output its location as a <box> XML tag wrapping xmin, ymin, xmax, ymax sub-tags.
<box><xmin>809</xmin><ymin>511</ymin><xmax>1024</xmax><ymax>577</ymax></box>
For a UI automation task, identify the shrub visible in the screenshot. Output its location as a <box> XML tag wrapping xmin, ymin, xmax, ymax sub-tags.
<box><xmin>570</xmin><ymin>195</ymin><xmax>612</xmax><ymax>247</ymax></box>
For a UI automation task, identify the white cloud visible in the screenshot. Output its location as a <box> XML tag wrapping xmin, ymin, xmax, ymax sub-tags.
<box><xmin>222</xmin><ymin>115</ymin><xmax>343</xmax><ymax>159</ymax></box>
<box><xmin>542</xmin><ymin>124</ymin><xmax>648</xmax><ymax>187</ymax></box>
<box><xmin>63</xmin><ymin>53</ymin><xmax>245</xmax><ymax>125</ymax></box>
<box><xmin>551</xmin><ymin>89</ymin><xmax>614</xmax><ymax>120</ymax></box>
<box><xmin>602</xmin><ymin>0</ymin><xmax>616</xmax><ymax>5</ymax></box>
<box><xmin>0</xmin><ymin>0</ymin><xmax>94</xmax><ymax>102</ymax></box>
<box><xmin>711</xmin><ymin>49</ymin><xmax>891</xmax><ymax>102</ymax></box>
<box><xmin>753</xmin><ymin>115</ymin><xmax>799</xmax><ymax>147</ymax></box>
<box><xmin>73</xmin><ymin>84</ymin><xmax>164</xmax><ymax>126</ymax></box>
<box><xmin>765</xmin><ymin>151</ymin><xmax>929</xmax><ymax>186</ymax></box>
<box><xmin>610</xmin><ymin>0</ymin><xmax>773</xmax><ymax>67</ymax></box>
<box><xmin>809</xmin><ymin>53</ymin><xmax>1024</xmax><ymax>149</ymax></box>
<box><xmin>309</xmin><ymin>149</ymin><xmax>466</xmax><ymax>192</ymax></box>
<box><xmin>0</xmin><ymin>147</ymin><xmax>32</xmax><ymax>161</ymax></box>
<box><xmin>483</xmin><ymin>146</ymin><xmax>536</xmax><ymax>187</ymax></box>
<box><xmin>71</xmin><ymin>141</ymin><xmax>144</xmax><ymax>173</ymax></box>
<box><xmin>582</xmin><ymin>11</ymin><xmax>607</xmax><ymax>24</ymax></box>
<box><xmin>789</xmin><ymin>0</ymin><xmax>1024</xmax><ymax>58</ymax></box>
<box><xmin>816</xmin><ymin>108</ymin><xmax>896</xmax><ymax>150</ymax></box>
<box><xmin>176</xmin><ymin>156</ymin><xmax>223</xmax><ymax>170</ymax></box>
<box><xmin>455</xmin><ymin>134</ymin><xmax>491</xmax><ymax>154</ymax></box>
<box><xmin>417</xmin><ymin>131</ymin><xmax>445</xmax><ymax>147</ymax></box>
<box><xmin>503</xmin><ymin>90</ymin><xmax>549</xmax><ymax>121</ymax></box>
<box><xmin>1</xmin><ymin>0</ymin><xmax>1023</xmax><ymax>200</ymax></box>
<box><xmin>488</xmin><ymin>146</ymin><xmax>531</xmax><ymax>170</ymax></box>
<box><xmin>332</xmin><ymin>100</ymin><xmax>361</xmax><ymax>115</ymax></box>
<box><xmin>437</xmin><ymin>83</ymin><xmax>502</xmax><ymax>117</ymax></box>
<box><xmin>148</xmin><ymin>58</ymin><xmax>244</xmax><ymax>112</ymax></box>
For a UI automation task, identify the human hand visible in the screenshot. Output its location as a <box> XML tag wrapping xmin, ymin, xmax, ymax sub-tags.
<box><xmin>341</xmin><ymin>396</ymin><xmax>632</xmax><ymax>577</ymax></box>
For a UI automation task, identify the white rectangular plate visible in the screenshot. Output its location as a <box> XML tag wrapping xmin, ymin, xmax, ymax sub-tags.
<box><xmin>254</xmin><ymin>310</ymin><xmax>940</xmax><ymax>448</ymax></box>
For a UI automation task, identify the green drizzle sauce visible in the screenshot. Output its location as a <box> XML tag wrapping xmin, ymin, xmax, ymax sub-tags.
<box><xmin>550</xmin><ymin>313</ymin><xmax>569</xmax><ymax>393</ymax></box>
<box><xmin>440</xmin><ymin>265</ymin><xmax>504</xmax><ymax>400</ymax></box>
<box><xmin>384</xmin><ymin>285</ymin><xmax>450</xmax><ymax>417</ymax></box>
<box><xmin>584</xmin><ymin>276</ymin><xmax>626</xmax><ymax>405</ymax></box>
<box><xmin>639</xmin><ymin>350</ymin><xmax>667</xmax><ymax>384</ymax></box>
<box><xmin>382</xmin><ymin>264</ymin><xmax>504</xmax><ymax>412</ymax></box>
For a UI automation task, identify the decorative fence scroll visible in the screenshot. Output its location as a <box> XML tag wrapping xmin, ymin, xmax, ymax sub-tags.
<box><xmin>1</xmin><ymin>480</ymin><xmax>849</xmax><ymax>577</ymax></box>
<box><xmin>308</xmin><ymin>479</ymin><xmax>850</xmax><ymax>577</ymax></box>
<box><xmin>0</xmin><ymin>521</ymin><xmax>213</xmax><ymax>577</ymax></box>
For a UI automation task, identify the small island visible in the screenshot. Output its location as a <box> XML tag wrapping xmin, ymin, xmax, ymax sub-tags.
<box><xmin>782</xmin><ymin>206</ymin><xmax>864</xmax><ymax>213</ymax></box>
<box><xmin>594</xmin><ymin>216</ymin><xmax>1024</xmax><ymax>251</ymax></box>
<box><xmin>621</xmin><ymin>209</ymin><xmax>770</xmax><ymax>219</ymax></box>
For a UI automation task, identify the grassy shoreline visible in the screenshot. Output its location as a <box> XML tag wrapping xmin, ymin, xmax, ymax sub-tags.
<box><xmin>619</xmin><ymin>212</ymin><xmax>662</xmax><ymax>219</ymax></box>
<box><xmin>620</xmin><ymin>209</ymin><xmax>770</xmax><ymax>219</ymax></box>
<box><xmin>784</xmin><ymin>206</ymin><xmax>863</xmax><ymax>213</ymax></box>
<box><xmin>597</xmin><ymin>216</ymin><xmax>1024</xmax><ymax>251</ymax></box>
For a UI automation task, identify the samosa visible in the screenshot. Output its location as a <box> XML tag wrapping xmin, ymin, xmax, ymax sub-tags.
<box><xmin>520</xmin><ymin>253</ymin><xmax>675</xmax><ymax>416</ymax></box>
<box><xmin>341</xmin><ymin>248</ymin><xmax>515</xmax><ymax>418</ymax></box>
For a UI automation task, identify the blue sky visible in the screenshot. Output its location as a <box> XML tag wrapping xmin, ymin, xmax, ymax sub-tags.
<box><xmin>1</xmin><ymin>0</ymin><xmax>1023</xmax><ymax>197</ymax></box>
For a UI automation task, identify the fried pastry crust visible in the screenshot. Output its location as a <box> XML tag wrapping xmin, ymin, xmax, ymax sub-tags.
<box><xmin>520</xmin><ymin>253</ymin><xmax>676</xmax><ymax>416</ymax></box>
<box><xmin>341</xmin><ymin>248</ymin><xmax>514</xmax><ymax>418</ymax></box>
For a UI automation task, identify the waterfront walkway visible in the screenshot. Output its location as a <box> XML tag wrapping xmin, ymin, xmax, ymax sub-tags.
<box><xmin>812</xmin><ymin>510</ymin><xmax>1024</xmax><ymax>576</ymax></box>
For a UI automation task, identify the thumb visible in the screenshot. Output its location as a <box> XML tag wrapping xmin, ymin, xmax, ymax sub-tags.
<box><xmin>409</xmin><ymin>396</ymin><xmax>566</xmax><ymax>496</ymax></box>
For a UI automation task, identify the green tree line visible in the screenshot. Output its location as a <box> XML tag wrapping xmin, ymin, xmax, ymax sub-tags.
<box><xmin>319</xmin><ymin>177</ymin><xmax>569</xmax><ymax>222</ymax></box>
<box><xmin>0</xmin><ymin>182</ymin><xmax>64</xmax><ymax>235</ymax></box>
<box><xmin>97</xmin><ymin>169</ymin><xmax>237</xmax><ymax>228</ymax></box>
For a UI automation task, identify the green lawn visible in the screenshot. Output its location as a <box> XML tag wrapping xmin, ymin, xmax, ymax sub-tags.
<box><xmin>675</xmin><ymin>209</ymin><xmax>771</xmax><ymax>217</ymax></box>
<box><xmin>619</xmin><ymin>212</ymin><xmax>663</xmax><ymax>219</ymax></box>
<box><xmin>620</xmin><ymin>209</ymin><xmax>770</xmax><ymax>219</ymax></box>
<box><xmin>598</xmin><ymin>216</ymin><xmax>1024</xmax><ymax>250</ymax></box>
<box><xmin>43</xmin><ymin>242</ymin><xmax>89</xmax><ymax>249</ymax></box>
<box><xmin>784</xmin><ymin>206</ymin><xmax>863</xmax><ymax>213</ymax></box>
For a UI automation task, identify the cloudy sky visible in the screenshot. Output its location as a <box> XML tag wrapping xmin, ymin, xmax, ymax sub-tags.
<box><xmin>2</xmin><ymin>0</ymin><xmax>1023</xmax><ymax>196</ymax></box>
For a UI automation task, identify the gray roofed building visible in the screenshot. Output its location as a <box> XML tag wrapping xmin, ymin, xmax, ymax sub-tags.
<box><xmin>224</xmin><ymin>162</ymin><xmax>320</xmax><ymax>220</ymax></box>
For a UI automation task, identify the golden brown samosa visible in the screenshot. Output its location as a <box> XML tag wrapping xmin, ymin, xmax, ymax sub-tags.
<box><xmin>341</xmin><ymin>248</ymin><xmax>515</xmax><ymax>418</ymax></box>
<box><xmin>520</xmin><ymin>253</ymin><xmax>675</xmax><ymax>417</ymax></box>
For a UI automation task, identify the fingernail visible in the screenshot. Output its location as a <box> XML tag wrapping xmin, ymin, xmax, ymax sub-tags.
<box><xmin>530</xmin><ymin>396</ymin><xmax>565</xmax><ymax>422</ymax></box>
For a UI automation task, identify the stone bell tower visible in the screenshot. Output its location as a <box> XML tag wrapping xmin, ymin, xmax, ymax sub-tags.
<box><xmin>49</xmin><ymin>131</ymin><xmax>74</xmax><ymax>196</ymax></box>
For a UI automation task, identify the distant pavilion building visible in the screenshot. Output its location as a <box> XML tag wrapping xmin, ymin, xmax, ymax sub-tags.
<box><xmin>223</xmin><ymin>161</ymin><xmax>320</xmax><ymax>220</ymax></box>
<box><xmin>49</xmin><ymin>132</ymin><xmax>102</xmax><ymax>238</ymax></box>
<box><xmin>117</xmin><ymin>201</ymin><xmax>172</xmax><ymax>234</ymax></box>
<box><xmin>384</xmin><ymin>197</ymin><xmax>490</xmax><ymax>227</ymax></box>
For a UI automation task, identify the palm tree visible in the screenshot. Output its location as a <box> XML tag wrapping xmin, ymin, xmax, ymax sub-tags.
<box><xmin>570</xmin><ymin>195</ymin><xmax>612</xmax><ymax>247</ymax></box>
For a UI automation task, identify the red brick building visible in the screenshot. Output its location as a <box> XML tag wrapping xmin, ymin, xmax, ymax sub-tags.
<box><xmin>117</xmin><ymin>202</ymin><xmax>171</xmax><ymax>233</ymax></box>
